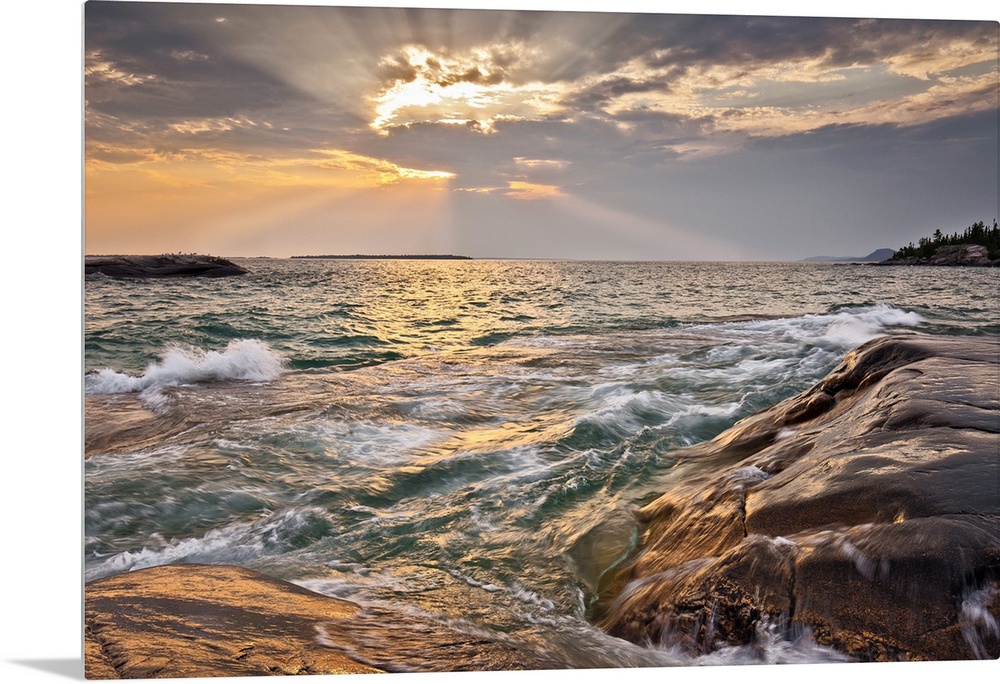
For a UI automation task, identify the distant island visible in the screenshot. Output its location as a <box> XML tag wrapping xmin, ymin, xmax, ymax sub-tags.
<box><xmin>291</xmin><ymin>254</ymin><xmax>473</xmax><ymax>260</ymax></box>
<box><xmin>803</xmin><ymin>248</ymin><xmax>894</xmax><ymax>263</ymax></box>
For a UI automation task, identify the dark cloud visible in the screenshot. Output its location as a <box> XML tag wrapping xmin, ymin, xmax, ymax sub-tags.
<box><xmin>377</xmin><ymin>55</ymin><xmax>420</xmax><ymax>83</ymax></box>
<box><xmin>560</xmin><ymin>75</ymin><xmax>676</xmax><ymax>111</ymax></box>
<box><xmin>609</xmin><ymin>14</ymin><xmax>995</xmax><ymax>77</ymax></box>
<box><xmin>375</xmin><ymin>46</ymin><xmax>511</xmax><ymax>88</ymax></box>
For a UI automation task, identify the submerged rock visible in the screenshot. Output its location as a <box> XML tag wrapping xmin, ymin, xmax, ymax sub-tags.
<box><xmin>85</xmin><ymin>253</ymin><xmax>248</xmax><ymax>277</ymax></box>
<box><xmin>596</xmin><ymin>334</ymin><xmax>1000</xmax><ymax>661</ymax></box>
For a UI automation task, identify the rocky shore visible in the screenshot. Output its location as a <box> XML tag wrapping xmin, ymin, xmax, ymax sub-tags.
<box><xmin>877</xmin><ymin>243</ymin><xmax>999</xmax><ymax>267</ymax></box>
<box><xmin>596</xmin><ymin>334</ymin><xmax>999</xmax><ymax>661</ymax></box>
<box><xmin>85</xmin><ymin>254</ymin><xmax>248</xmax><ymax>277</ymax></box>
<box><xmin>84</xmin><ymin>334</ymin><xmax>1000</xmax><ymax>675</ymax></box>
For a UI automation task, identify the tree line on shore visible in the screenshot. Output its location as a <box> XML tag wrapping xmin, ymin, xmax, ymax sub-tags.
<box><xmin>894</xmin><ymin>219</ymin><xmax>1000</xmax><ymax>260</ymax></box>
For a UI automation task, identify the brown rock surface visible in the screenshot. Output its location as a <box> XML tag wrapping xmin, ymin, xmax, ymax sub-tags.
<box><xmin>85</xmin><ymin>564</ymin><xmax>564</xmax><ymax>678</ymax></box>
<box><xmin>85</xmin><ymin>564</ymin><xmax>384</xmax><ymax>678</ymax></box>
<box><xmin>596</xmin><ymin>334</ymin><xmax>1000</xmax><ymax>661</ymax></box>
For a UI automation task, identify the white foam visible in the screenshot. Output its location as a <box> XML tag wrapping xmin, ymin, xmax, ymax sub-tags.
<box><xmin>960</xmin><ymin>582</ymin><xmax>1000</xmax><ymax>658</ymax></box>
<box><xmin>725</xmin><ymin>466</ymin><xmax>772</xmax><ymax>484</ymax></box>
<box><xmin>575</xmin><ymin>386</ymin><xmax>686</xmax><ymax>431</ymax></box>
<box><xmin>85</xmin><ymin>339</ymin><xmax>287</xmax><ymax>395</ymax></box>
<box><xmin>730</xmin><ymin>304</ymin><xmax>924</xmax><ymax>350</ymax></box>
<box><xmin>307</xmin><ymin>421</ymin><xmax>445</xmax><ymax>465</ymax></box>
<box><xmin>796</xmin><ymin>527</ymin><xmax>890</xmax><ymax>581</ymax></box>
<box><xmin>692</xmin><ymin>619</ymin><xmax>850</xmax><ymax>664</ymax></box>
<box><xmin>816</xmin><ymin>304</ymin><xmax>925</xmax><ymax>348</ymax></box>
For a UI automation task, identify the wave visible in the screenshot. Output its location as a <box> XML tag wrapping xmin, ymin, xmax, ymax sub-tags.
<box><xmin>722</xmin><ymin>303</ymin><xmax>925</xmax><ymax>349</ymax></box>
<box><xmin>807</xmin><ymin>303</ymin><xmax>926</xmax><ymax>348</ymax></box>
<box><xmin>509</xmin><ymin>304</ymin><xmax>925</xmax><ymax>454</ymax></box>
<box><xmin>511</xmin><ymin>303</ymin><xmax>923</xmax><ymax>354</ymax></box>
<box><xmin>84</xmin><ymin>338</ymin><xmax>287</xmax><ymax>395</ymax></box>
<box><xmin>85</xmin><ymin>506</ymin><xmax>335</xmax><ymax>582</ymax></box>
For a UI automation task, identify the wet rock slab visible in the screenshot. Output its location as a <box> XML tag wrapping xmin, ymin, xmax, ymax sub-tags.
<box><xmin>85</xmin><ymin>564</ymin><xmax>383</xmax><ymax>678</ymax></box>
<box><xmin>597</xmin><ymin>334</ymin><xmax>1000</xmax><ymax>661</ymax></box>
<box><xmin>85</xmin><ymin>254</ymin><xmax>248</xmax><ymax>277</ymax></box>
<box><xmin>85</xmin><ymin>564</ymin><xmax>561</xmax><ymax>678</ymax></box>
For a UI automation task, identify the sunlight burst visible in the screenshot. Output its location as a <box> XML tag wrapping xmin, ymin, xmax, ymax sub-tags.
<box><xmin>370</xmin><ymin>43</ymin><xmax>564</xmax><ymax>133</ymax></box>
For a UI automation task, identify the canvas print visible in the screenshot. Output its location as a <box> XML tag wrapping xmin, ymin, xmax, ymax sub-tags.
<box><xmin>83</xmin><ymin>1</ymin><xmax>1000</xmax><ymax>678</ymax></box>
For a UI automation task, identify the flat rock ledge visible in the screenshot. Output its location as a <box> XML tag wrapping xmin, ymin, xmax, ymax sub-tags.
<box><xmin>85</xmin><ymin>254</ymin><xmax>248</xmax><ymax>278</ymax></box>
<box><xmin>595</xmin><ymin>334</ymin><xmax>1000</xmax><ymax>662</ymax></box>
<box><xmin>85</xmin><ymin>564</ymin><xmax>563</xmax><ymax>679</ymax></box>
<box><xmin>85</xmin><ymin>565</ymin><xmax>382</xmax><ymax>679</ymax></box>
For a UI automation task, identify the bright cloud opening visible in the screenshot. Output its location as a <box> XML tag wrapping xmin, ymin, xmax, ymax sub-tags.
<box><xmin>370</xmin><ymin>43</ymin><xmax>565</xmax><ymax>133</ymax></box>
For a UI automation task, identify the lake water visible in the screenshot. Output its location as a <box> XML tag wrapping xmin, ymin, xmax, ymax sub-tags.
<box><xmin>83</xmin><ymin>259</ymin><xmax>998</xmax><ymax>669</ymax></box>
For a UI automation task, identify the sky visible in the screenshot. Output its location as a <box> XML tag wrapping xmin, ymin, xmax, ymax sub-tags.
<box><xmin>83</xmin><ymin>1</ymin><xmax>998</xmax><ymax>260</ymax></box>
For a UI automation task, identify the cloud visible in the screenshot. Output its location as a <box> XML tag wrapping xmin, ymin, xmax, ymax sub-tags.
<box><xmin>884</xmin><ymin>36</ymin><xmax>998</xmax><ymax>79</ymax></box>
<box><xmin>451</xmin><ymin>180</ymin><xmax>563</xmax><ymax>200</ymax></box>
<box><xmin>87</xmin><ymin>5</ymin><xmax>997</xmax><ymax>160</ymax></box>
<box><xmin>87</xmin><ymin>139</ymin><xmax>455</xmax><ymax>191</ymax></box>
<box><xmin>504</xmin><ymin>181</ymin><xmax>562</xmax><ymax>200</ymax></box>
<box><xmin>514</xmin><ymin>157</ymin><xmax>570</xmax><ymax>169</ymax></box>
<box><xmin>84</xmin><ymin>51</ymin><xmax>155</xmax><ymax>87</ymax></box>
<box><xmin>168</xmin><ymin>116</ymin><xmax>265</xmax><ymax>135</ymax></box>
<box><xmin>552</xmin><ymin>25</ymin><xmax>996</xmax><ymax>144</ymax></box>
<box><xmin>314</xmin><ymin>149</ymin><xmax>456</xmax><ymax>184</ymax></box>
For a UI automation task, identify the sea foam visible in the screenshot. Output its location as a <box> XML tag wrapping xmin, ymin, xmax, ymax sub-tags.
<box><xmin>726</xmin><ymin>303</ymin><xmax>925</xmax><ymax>350</ymax></box>
<box><xmin>85</xmin><ymin>339</ymin><xmax>287</xmax><ymax>395</ymax></box>
<box><xmin>813</xmin><ymin>304</ymin><xmax>925</xmax><ymax>348</ymax></box>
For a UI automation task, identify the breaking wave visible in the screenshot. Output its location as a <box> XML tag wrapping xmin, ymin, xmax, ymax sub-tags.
<box><xmin>85</xmin><ymin>338</ymin><xmax>287</xmax><ymax>395</ymax></box>
<box><xmin>85</xmin><ymin>506</ymin><xmax>335</xmax><ymax>582</ymax></box>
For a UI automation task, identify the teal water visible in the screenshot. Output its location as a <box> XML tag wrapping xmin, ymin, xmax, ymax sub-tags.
<box><xmin>83</xmin><ymin>260</ymin><xmax>998</xmax><ymax>668</ymax></box>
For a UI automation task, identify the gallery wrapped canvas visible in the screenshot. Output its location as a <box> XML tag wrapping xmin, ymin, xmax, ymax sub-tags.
<box><xmin>82</xmin><ymin>0</ymin><xmax>999</xmax><ymax>679</ymax></box>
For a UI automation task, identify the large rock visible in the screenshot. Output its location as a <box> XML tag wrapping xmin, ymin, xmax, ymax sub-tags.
<box><xmin>85</xmin><ymin>254</ymin><xmax>248</xmax><ymax>277</ymax></box>
<box><xmin>596</xmin><ymin>334</ymin><xmax>1000</xmax><ymax>662</ymax></box>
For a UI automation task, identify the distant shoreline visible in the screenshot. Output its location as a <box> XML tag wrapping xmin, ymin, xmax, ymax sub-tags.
<box><xmin>290</xmin><ymin>254</ymin><xmax>473</xmax><ymax>260</ymax></box>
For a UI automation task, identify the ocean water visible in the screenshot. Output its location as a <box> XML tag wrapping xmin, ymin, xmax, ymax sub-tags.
<box><xmin>83</xmin><ymin>259</ymin><xmax>999</xmax><ymax>669</ymax></box>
